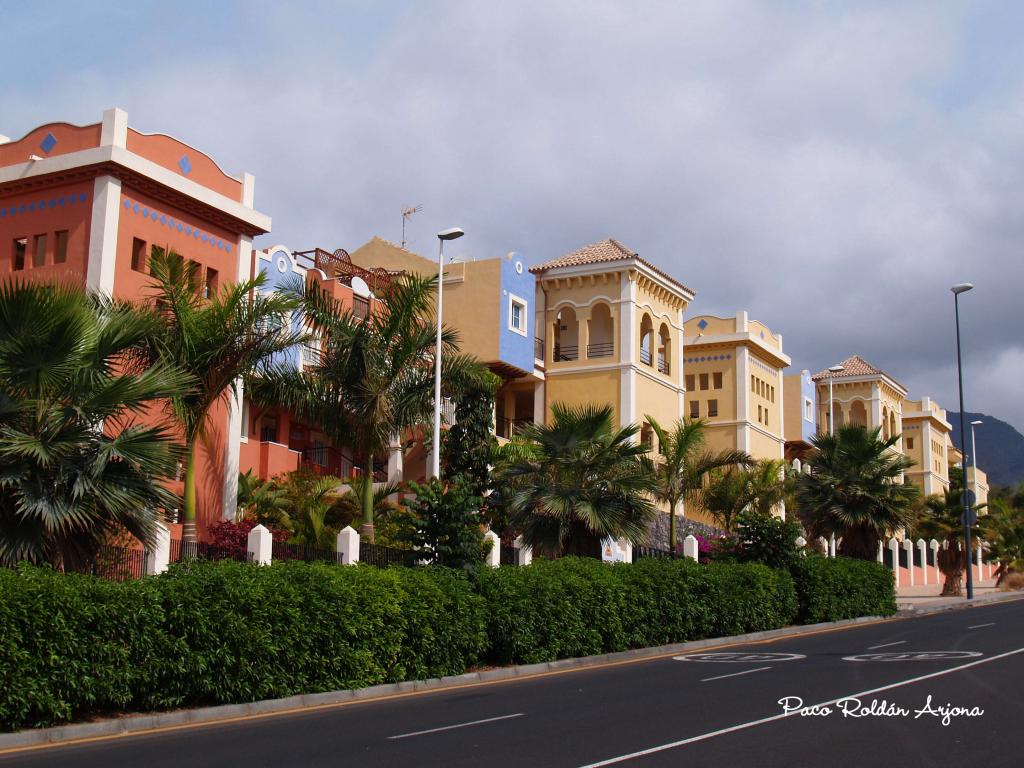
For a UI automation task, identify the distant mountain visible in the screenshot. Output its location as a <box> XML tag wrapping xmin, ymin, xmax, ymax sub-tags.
<box><xmin>948</xmin><ymin>412</ymin><xmax>1024</xmax><ymax>488</ymax></box>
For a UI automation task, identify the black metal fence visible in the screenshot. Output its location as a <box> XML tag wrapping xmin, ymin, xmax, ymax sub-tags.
<box><xmin>271</xmin><ymin>540</ymin><xmax>342</xmax><ymax>564</ymax></box>
<box><xmin>500</xmin><ymin>544</ymin><xmax>519</xmax><ymax>566</ymax></box>
<box><xmin>633</xmin><ymin>546</ymin><xmax>675</xmax><ymax>562</ymax></box>
<box><xmin>361</xmin><ymin>542</ymin><xmax>419</xmax><ymax>568</ymax></box>
<box><xmin>169</xmin><ymin>539</ymin><xmax>250</xmax><ymax>564</ymax></box>
<box><xmin>71</xmin><ymin>545</ymin><xmax>148</xmax><ymax>581</ymax></box>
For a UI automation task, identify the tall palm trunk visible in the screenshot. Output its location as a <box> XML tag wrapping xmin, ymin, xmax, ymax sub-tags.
<box><xmin>182</xmin><ymin>445</ymin><xmax>197</xmax><ymax>543</ymax></box>
<box><xmin>359</xmin><ymin>463</ymin><xmax>375</xmax><ymax>543</ymax></box>
<box><xmin>668</xmin><ymin>498</ymin><xmax>679</xmax><ymax>552</ymax></box>
<box><xmin>937</xmin><ymin>545</ymin><xmax>965</xmax><ymax>596</ymax></box>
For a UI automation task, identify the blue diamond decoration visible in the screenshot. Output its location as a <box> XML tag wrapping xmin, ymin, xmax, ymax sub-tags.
<box><xmin>177</xmin><ymin>223</ymin><xmax>183</xmax><ymax>232</ymax></box>
<box><xmin>78</xmin><ymin>193</ymin><xmax>86</xmax><ymax>203</ymax></box>
<box><xmin>0</xmin><ymin>209</ymin><xmax>5</xmax><ymax>218</ymax></box>
<box><xmin>760</xmin><ymin>331</ymin><xmax>765</xmax><ymax>339</ymax></box>
<box><xmin>28</xmin><ymin>203</ymin><xmax>35</xmax><ymax>212</ymax></box>
<box><xmin>201</xmin><ymin>233</ymin><xmax>208</xmax><ymax>243</ymax></box>
<box><xmin>185</xmin><ymin>227</ymin><xmax>192</xmax><ymax>235</ymax></box>
<box><xmin>160</xmin><ymin>215</ymin><xmax>166</xmax><ymax>225</ymax></box>
<box><xmin>225</xmin><ymin>244</ymin><xmax>231</xmax><ymax>254</ymax></box>
<box><xmin>697</xmin><ymin>319</ymin><xmax>708</xmax><ymax>331</ymax></box>
<box><xmin>193</xmin><ymin>230</ymin><xmax>200</xmax><ymax>239</ymax></box>
<box><xmin>40</xmin><ymin>132</ymin><xmax>57</xmax><ymax>154</ymax></box>
<box><xmin>49</xmin><ymin>199</ymin><xmax>56</xmax><ymax>209</ymax></box>
<box><xmin>123</xmin><ymin>200</ymin><xmax>131</xmax><ymax>210</ymax></box>
<box><xmin>178</xmin><ymin>155</ymin><xmax>192</xmax><ymax>175</ymax></box>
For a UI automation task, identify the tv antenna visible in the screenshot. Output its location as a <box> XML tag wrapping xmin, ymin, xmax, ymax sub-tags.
<box><xmin>401</xmin><ymin>204</ymin><xmax>422</xmax><ymax>249</ymax></box>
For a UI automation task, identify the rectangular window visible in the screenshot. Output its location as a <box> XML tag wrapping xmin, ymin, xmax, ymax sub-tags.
<box><xmin>758</xmin><ymin>404</ymin><xmax>763</xmax><ymax>423</ymax></box>
<box><xmin>805</xmin><ymin>398</ymin><xmax>812</xmax><ymax>421</ymax></box>
<box><xmin>12</xmin><ymin>238</ymin><xmax>27</xmax><ymax>271</ymax></box>
<box><xmin>685</xmin><ymin>374</ymin><xmax>695</xmax><ymax>391</ymax></box>
<box><xmin>33</xmin><ymin>234</ymin><xmax>47</xmax><ymax>267</ymax></box>
<box><xmin>907</xmin><ymin>437</ymin><xmax>914</xmax><ymax>450</ymax></box>
<box><xmin>689</xmin><ymin>400</ymin><xmax>699</xmax><ymax>419</ymax></box>
<box><xmin>708</xmin><ymin>399</ymin><xmax>718</xmax><ymax>417</ymax></box>
<box><xmin>54</xmin><ymin>230</ymin><xmax>68</xmax><ymax>264</ymax></box>
<box><xmin>770</xmin><ymin>385</ymin><xmax>775</xmax><ymax>403</ymax></box>
<box><xmin>508</xmin><ymin>295</ymin><xmax>528</xmax><ymax>335</ymax></box>
<box><xmin>751</xmin><ymin>375</ymin><xmax>756</xmax><ymax>392</ymax></box>
<box><xmin>764</xmin><ymin>409</ymin><xmax>769</xmax><ymax>427</ymax></box>
<box><xmin>713</xmin><ymin>371</ymin><xmax>723</xmax><ymax>389</ymax></box>
<box><xmin>188</xmin><ymin>260</ymin><xmax>202</xmax><ymax>293</ymax></box>
<box><xmin>131</xmin><ymin>238</ymin><xmax>147</xmax><ymax>273</ymax></box>
<box><xmin>205</xmin><ymin>267</ymin><xmax>219</xmax><ymax>299</ymax></box>
<box><xmin>699</xmin><ymin>373</ymin><xmax>709</xmax><ymax>390</ymax></box>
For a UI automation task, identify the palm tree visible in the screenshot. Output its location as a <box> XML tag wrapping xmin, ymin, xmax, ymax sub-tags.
<box><xmin>701</xmin><ymin>459</ymin><xmax>789</xmax><ymax>533</ymax></box>
<box><xmin>146</xmin><ymin>248</ymin><xmax>302</xmax><ymax>542</ymax></box>
<box><xmin>796</xmin><ymin>424</ymin><xmax>919</xmax><ymax>560</ymax></box>
<box><xmin>493</xmin><ymin>403</ymin><xmax>658</xmax><ymax>557</ymax></box>
<box><xmin>645</xmin><ymin>416</ymin><xmax>752</xmax><ymax>549</ymax></box>
<box><xmin>235</xmin><ymin>469</ymin><xmax>289</xmax><ymax>526</ymax></box>
<box><xmin>0</xmin><ymin>281</ymin><xmax>190</xmax><ymax>567</ymax></box>
<box><xmin>915</xmin><ymin>480</ymin><xmax>978</xmax><ymax>597</ymax></box>
<box><xmin>329</xmin><ymin>473</ymin><xmax>404</xmax><ymax>531</ymax></box>
<box><xmin>249</xmin><ymin>272</ymin><xmax>488</xmax><ymax>541</ymax></box>
<box><xmin>980</xmin><ymin>498</ymin><xmax>1024</xmax><ymax>584</ymax></box>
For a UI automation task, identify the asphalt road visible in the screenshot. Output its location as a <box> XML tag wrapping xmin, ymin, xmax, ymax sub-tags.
<box><xmin>4</xmin><ymin>598</ymin><xmax>1024</xmax><ymax>768</ymax></box>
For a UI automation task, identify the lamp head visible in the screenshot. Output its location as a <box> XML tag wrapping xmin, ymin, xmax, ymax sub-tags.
<box><xmin>971</xmin><ymin>420</ymin><xmax>983</xmax><ymax>426</ymax></box>
<box><xmin>951</xmin><ymin>283</ymin><xmax>974</xmax><ymax>295</ymax></box>
<box><xmin>437</xmin><ymin>227</ymin><xmax>465</xmax><ymax>242</ymax></box>
<box><xmin>828</xmin><ymin>365</ymin><xmax>844</xmax><ymax>373</ymax></box>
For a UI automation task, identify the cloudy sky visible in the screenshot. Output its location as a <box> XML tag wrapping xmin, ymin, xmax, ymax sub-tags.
<box><xmin>4</xmin><ymin>0</ymin><xmax>1023</xmax><ymax>432</ymax></box>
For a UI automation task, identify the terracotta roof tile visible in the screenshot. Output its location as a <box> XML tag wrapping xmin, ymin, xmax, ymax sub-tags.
<box><xmin>811</xmin><ymin>354</ymin><xmax>906</xmax><ymax>390</ymax></box>
<box><xmin>530</xmin><ymin>238</ymin><xmax>694</xmax><ymax>296</ymax></box>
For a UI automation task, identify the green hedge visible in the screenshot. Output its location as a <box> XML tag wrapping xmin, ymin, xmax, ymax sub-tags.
<box><xmin>0</xmin><ymin>555</ymin><xmax>886</xmax><ymax>731</ymax></box>
<box><xmin>789</xmin><ymin>556</ymin><xmax>897</xmax><ymax>623</ymax></box>
<box><xmin>474</xmin><ymin>557</ymin><xmax>797</xmax><ymax>665</ymax></box>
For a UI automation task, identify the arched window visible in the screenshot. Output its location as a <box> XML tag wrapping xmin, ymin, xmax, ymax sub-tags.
<box><xmin>882</xmin><ymin>406</ymin><xmax>890</xmax><ymax>439</ymax></box>
<box><xmin>587</xmin><ymin>303</ymin><xmax>614</xmax><ymax>358</ymax></box>
<box><xmin>553</xmin><ymin>306</ymin><xmax>578</xmax><ymax>361</ymax></box>
<box><xmin>639</xmin><ymin>314</ymin><xmax>654</xmax><ymax>366</ymax></box>
<box><xmin>640</xmin><ymin>421</ymin><xmax>654</xmax><ymax>451</ymax></box>
<box><xmin>849</xmin><ymin>400</ymin><xmax>868</xmax><ymax>427</ymax></box>
<box><xmin>890</xmin><ymin>412</ymin><xmax>897</xmax><ymax>442</ymax></box>
<box><xmin>657</xmin><ymin>323</ymin><xmax>671</xmax><ymax>374</ymax></box>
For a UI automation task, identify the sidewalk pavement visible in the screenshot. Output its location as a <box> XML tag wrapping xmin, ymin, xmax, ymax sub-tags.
<box><xmin>896</xmin><ymin>577</ymin><xmax>1023</xmax><ymax>613</ymax></box>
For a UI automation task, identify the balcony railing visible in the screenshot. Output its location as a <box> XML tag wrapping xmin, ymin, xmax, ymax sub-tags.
<box><xmin>534</xmin><ymin>337</ymin><xmax>545</xmax><ymax>361</ymax></box>
<box><xmin>640</xmin><ymin>348</ymin><xmax>652</xmax><ymax>366</ymax></box>
<box><xmin>587</xmin><ymin>341</ymin><xmax>614</xmax><ymax>358</ymax></box>
<box><xmin>293</xmin><ymin>247</ymin><xmax>403</xmax><ymax>294</ymax></box>
<box><xmin>353</xmin><ymin>296</ymin><xmax>370</xmax><ymax>321</ymax></box>
<box><xmin>657</xmin><ymin>355</ymin><xmax>670</xmax><ymax>374</ymax></box>
<box><xmin>441</xmin><ymin>397</ymin><xmax>457</xmax><ymax>426</ymax></box>
<box><xmin>496</xmin><ymin>417</ymin><xmax>533</xmax><ymax>439</ymax></box>
<box><xmin>259</xmin><ymin>426</ymin><xmax>279</xmax><ymax>443</ymax></box>
<box><xmin>553</xmin><ymin>344</ymin><xmax>578</xmax><ymax>361</ymax></box>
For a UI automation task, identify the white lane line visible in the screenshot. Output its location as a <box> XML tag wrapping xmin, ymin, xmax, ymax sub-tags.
<box><xmin>576</xmin><ymin>646</ymin><xmax>1024</xmax><ymax>768</ymax></box>
<box><xmin>968</xmin><ymin>623</ymin><xmax>996</xmax><ymax>629</ymax></box>
<box><xmin>388</xmin><ymin>713</ymin><xmax>524</xmax><ymax>740</ymax></box>
<box><xmin>867</xmin><ymin>640</ymin><xmax>906</xmax><ymax>650</ymax></box>
<box><xmin>701</xmin><ymin>667</ymin><xmax>773</xmax><ymax>683</ymax></box>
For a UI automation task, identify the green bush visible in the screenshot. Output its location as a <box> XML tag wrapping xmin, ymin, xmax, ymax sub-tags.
<box><xmin>474</xmin><ymin>557</ymin><xmax>798</xmax><ymax>665</ymax></box>
<box><xmin>789</xmin><ymin>556</ymin><xmax>897</xmax><ymax>623</ymax></box>
<box><xmin>0</xmin><ymin>561</ymin><xmax>486</xmax><ymax>730</ymax></box>
<box><xmin>0</xmin><ymin>554</ymin><xmax>887</xmax><ymax>732</ymax></box>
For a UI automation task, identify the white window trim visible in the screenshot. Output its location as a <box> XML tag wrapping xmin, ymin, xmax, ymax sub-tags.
<box><xmin>508</xmin><ymin>293</ymin><xmax>528</xmax><ymax>337</ymax></box>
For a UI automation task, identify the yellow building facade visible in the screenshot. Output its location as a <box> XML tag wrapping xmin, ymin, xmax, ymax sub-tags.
<box><xmin>531</xmin><ymin>239</ymin><xmax>694</xmax><ymax>437</ymax></box>
<box><xmin>811</xmin><ymin>355</ymin><xmax>908</xmax><ymax>447</ymax></box>
<box><xmin>901</xmin><ymin>396</ymin><xmax>954</xmax><ymax>496</ymax></box>
<box><xmin>681</xmin><ymin>312</ymin><xmax>791</xmax><ymax>461</ymax></box>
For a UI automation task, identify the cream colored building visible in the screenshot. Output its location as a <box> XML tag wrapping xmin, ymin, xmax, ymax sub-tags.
<box><xmin>901</xmin><ymin>396</ymin><xmax>953</xmax><ymax>496</ymax></box>
<box><xmin>681</xmin><ymin>312</ymin><xmax>791</xmax><ymax>461</ymax></box>
<box><xmin>530</xmin><ymin>238</ymin><xmax>694</xmax><ymax>437</ymax></box>
<box><xmin>811</xmin><ymin>355</ymin><xmax>907</xmax><ymax>445</ymax></box>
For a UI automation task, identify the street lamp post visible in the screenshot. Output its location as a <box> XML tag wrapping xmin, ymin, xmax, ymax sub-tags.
<box><xmin>952</xmin><ymin>282</ymin><xmax>974</xmax><ymax>599</ymax></box>
<box><xmin>828</xmin><ymin>364</ymin><xmax>844</xmax><ymax>434</ymax></box>
<box><xmin>431</xmin><ymin>227</ymin><xmax>465</xmax><ymax>479</ymax></box>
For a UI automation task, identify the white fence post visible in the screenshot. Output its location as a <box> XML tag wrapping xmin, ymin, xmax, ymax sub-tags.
<box><xmin>977</xmin><ymin>540</ymin><xmax>984</xmax><ymax>582</ymax></box>
<box><xmin>145</xmin><ymin>521</ymin><xmax>171</xmax><ymax>575</ymax></box>
<box><xmin>513</xmin><ymin>535</ymin><xmax>532</xmax><ymax>566</ymax></box>
<box><xmin>916</xmin><ymin>539</ymin><xmax>927</xmax><ymax>585</ymax></box>
<box><xmin>683</xmin><ymin>534</ymin><xmax>699</xmax><ymax>562</ymax></box>
<box><xmin>929</xmin><ymin>539</ymin><xmax>940</xmax><ymax>586</ymax></box>
<box><xmin>484</xmin><ymin>530</ymin><xmax>500</xmax><ymax>567</ymax></box>
<box><xmin>877</xmin><ymin>540</ymin><xmax>884</xmax><ymax>563</ymax></box>
<box><xmin>817</xmin><ymin>537</ymin><xmax>829</xmax><ymax>556</ymax></box>
<box><xmin>902</xmin><ymin>539</ymin><xmax>915</xmax><ymax>586</ymax></box>
<box><xmin>618</xmin><ymin>537</ymin><xmax>633</xmax><ymax>564</ymax></box>
<box><xmin>247</xmin><ymin>523</ymin><xmax>273</xmax><ymax>565</ymax></box>
<box><xmin>795</xmin><ymin>536</ymin><xmax>807</xmax><ymax>556</ymax></box>
<box><xmin>888</xmin><ymin>538</ymin><xmax>899</xmax><ymax>585</ymax></box>
<box><xmin>336</xmin><ymin>525</ymin><xmax>360</xmax><ymax>565</ymax></box>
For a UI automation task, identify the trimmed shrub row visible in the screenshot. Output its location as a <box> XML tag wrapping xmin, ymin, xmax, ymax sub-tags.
<box><xmin>0</xmin><ymin>555</ymin><xmax>894</xmax><ymax>731</ymax></box>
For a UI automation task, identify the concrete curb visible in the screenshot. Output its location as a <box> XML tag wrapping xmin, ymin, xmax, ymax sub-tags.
<box><xmin>2</xmin><ymin>596</ymin><xmax>1020</xmax><ymax>752</ymax></box>
<box><xmin>897</xmin><ymin>589</ymin><xmax>1024</xmax><ymax>615</ymax></box>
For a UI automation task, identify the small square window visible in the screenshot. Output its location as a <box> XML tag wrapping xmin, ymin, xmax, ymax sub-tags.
<box><xmin>689</xmin><ymin>401</ymin><xmax>699</xmax><ymax>419</ymax></box>
<box><xmin>699</xmin><ymin>373</ymin><xmax>709</xmax><ymax>390</ymax></box>
<box><xmin>804</xmin><ymin>398</ymin><xmax>812</xmax><ymax>421</ymax></box>
<box><xmin>508</xmin><ymin>295</ymin><xmax>528</xmax><ymax>336</ymax></box>
<box><xmin>713</xmin><ymin>372</ymin><xmax>723</xmax><ymax>389</ymax></box>
<box><xmin>12</xmin><ymin>238</ymin><xmax>26</xmax><ymax>271</ymax></box>
<box><xmin>33</xmin><ymin>234</ymin><xmax>47</xmax><ymax>267</ymax></box>
<box><xmin>54</xmin><ymin>230</ymin><xmax>68</xmax><ymax>264</ymax></box>
<box><xmin>685</xmin><ymin>374</ymin><xmax>695</xmax><ymax>391</ymax></box>
<box><xmin>205</xmin><ymin>267</ymin><xmax>219</xmax><ymax>299</ymax></box>
<box><xmin>131</xmin><ymin>238</ymin><xmax>147</xmax><ymax>273</ymax></box>
<box><xmin>708</xmin><ymin>399</ymin><xmax>718</xmax><ymax>417</ymax></box>
<box><xmin>907</xmin><ymin>437</ymin><xmax>914</xmax><ymax>450</ymax></box>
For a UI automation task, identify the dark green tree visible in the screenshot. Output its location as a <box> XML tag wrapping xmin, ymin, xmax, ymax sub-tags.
<box><xmin>442</xmin><ymin>373</ymin><xmax>499</xmax><ymax>497</ymax></box>
<box><xmin>796</xmin><ymin>424</ymin><xmax>919</xmax><ymax>560</ymax></box>
<box><xmin>400</xmin><ymin>478</ymin><xmax>488</xmax><ymax>569</ymax></box>
<box><xmin>0</xmin><ymin>281</ymin><xmax>190</xmax><ymax>566</ymax></box>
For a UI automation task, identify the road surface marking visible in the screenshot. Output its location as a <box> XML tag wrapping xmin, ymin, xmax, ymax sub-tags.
<box><xmin>843</xmin><ymin>651</ymin><xmax>982</xmax><ymax>662</ymax></box>
<box><xmin>968</xmin><ymin>622</ymin><xmax>995</xmax><ymax>629</ymax></box>
<box><xmin>674</xmin><ymin>652</ymin><xmax>805</xmax><ymax>663</ymax></box>
<box><xmin>700</xmin><ymin>667</ymin><xmax>772</xmax><ymax>683</ymax></box>
<box><xmin>387</xmin><ymin>713</ymin><xmax>524</xmax><ymax>740</ymax></box>
<box><xmin>575</xmin><ymin>645</ymin><xmax>1024</xmax><ymax>767</ymax></box>
<box><xmin>867</xmin><ymin>641</ymin><xmax>906</xmax><ymax>650</ymax></box>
